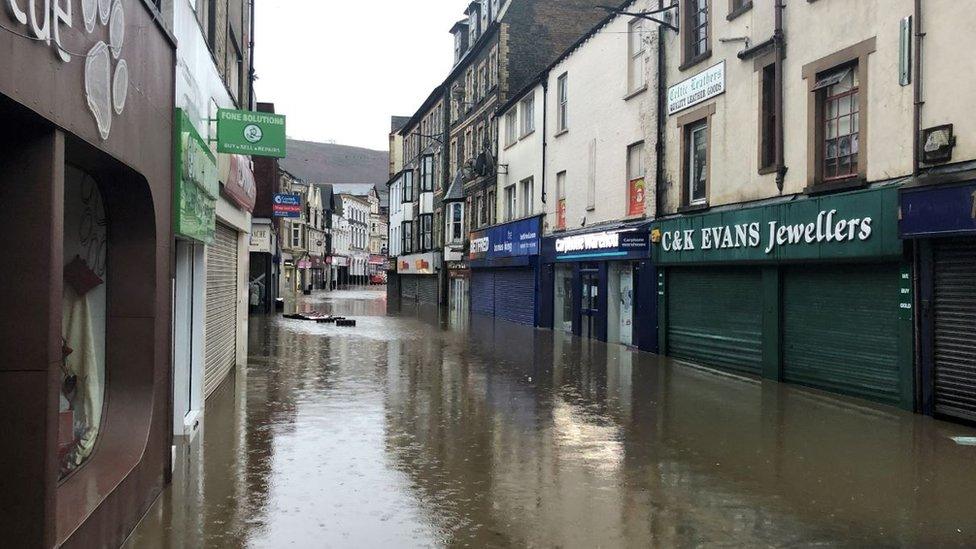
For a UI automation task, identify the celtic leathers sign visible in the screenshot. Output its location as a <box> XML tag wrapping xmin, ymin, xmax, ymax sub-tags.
<box><xmin>5</xmin><ymin>0</ymin><xmax>131</xmax><ymax>139</ymax></box>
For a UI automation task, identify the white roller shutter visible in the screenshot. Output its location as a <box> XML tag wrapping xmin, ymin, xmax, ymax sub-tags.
<box><xmin>205</xmin><ymin>222</ymin><xmax>239</xmax><ymax>398</ymax></box>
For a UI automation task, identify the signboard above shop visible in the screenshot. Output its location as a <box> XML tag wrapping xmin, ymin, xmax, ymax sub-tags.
<box><xmin>553</xmin><ymin>228</ymin><xmax>649</xmax><ymax>261</ymax></box>
<box><xmin>219</xmin><ymin>154</ymin><xmax>256</xmax><ymax>212</ymax></box>
<box><xmin>900</xmin><ymin>182</ymin><xmax>976</xmax><ymax>237</ymax></box>
<box><xmin>651</xmin><ymin>185</ymin><xmax>902</xmax><ymax>265</ymax></box>
<box><xmin>273</xmin><ymin>194</ymin><xmax>302</xmax><ymax>217</ymax></box>
<box><xmin>217</xmin><ymin>109</ymin><xmax>287</xmax><ymax>158</ymax></box>
<box><xmin>469</xmin><ymin>216</ymin><xmax>542</xmax><ymax>263</ymax></box>
<box><xmin>175</xmin><ymin>109</ymin><xmax>218</xmax><ymax>244</ymax></box>
<box><xmin>668</xmin><ymin>61</ymin><xmax>726</xmax><ymax>115</ymax></box>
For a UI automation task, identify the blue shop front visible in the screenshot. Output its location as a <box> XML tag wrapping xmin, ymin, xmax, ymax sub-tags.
<box><xmin>468</xmin><ymin>215</ymin><xmax>544</xmax><ymax>325</ymax></box>
<box><xmin>901</xmin><ymin>180</ymin><xmax>976</xmax><ymax>423</ymax></box>
<box><xmin>540</xmin><ymin>224</ymin><xmax>657</xmax><ymax>352</ymax></box>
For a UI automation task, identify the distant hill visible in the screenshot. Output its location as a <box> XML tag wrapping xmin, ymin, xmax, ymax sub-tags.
<box><xmin>281</xmin><ymin>140</ymin><xmax>389</xmax><ymax>186</ymax></box>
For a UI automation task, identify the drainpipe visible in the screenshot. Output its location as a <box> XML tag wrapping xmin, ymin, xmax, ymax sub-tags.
<box><xmin>774</xmin><ymin>0</ymin><xmax>787</xmax><ymax>192</ymax></box>
<box><xmin>654</xmin><ymin>0</ymin><xmax>666</xmax><ymax>218</ymax></box>
<box><xmin>912</xmin><ymin>0</ymin><xmax>923</xmax><ymax>178</ymax></box>
<box><xmin>541</xmin><ymin>74</ymin><xmax>549</xmax><ymax>205</ymax></box>
<box><xmin>249</xmin><ymin>0</ymin><xmax>256</xmax><ymax>109</ymax></box>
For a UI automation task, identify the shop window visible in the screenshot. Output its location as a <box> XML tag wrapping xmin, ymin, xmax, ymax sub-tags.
<box><xmin>59</xmin><ymin>166</ymin><xmax>108</xmax><ymax>480</ymax></box>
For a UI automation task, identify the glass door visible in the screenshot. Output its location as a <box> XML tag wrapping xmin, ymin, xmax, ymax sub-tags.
<box><xmin>580</xmin><ymin>270</ymin><xmax>599</xmax><ymax>339</ymax></box>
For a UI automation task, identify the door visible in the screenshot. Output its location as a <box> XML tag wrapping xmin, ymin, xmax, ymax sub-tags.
<box><xmin>667</xmin><ymin>267</ymin><xmax>763</xmax><ymax>376</ymax></box>
<box><xmin>618</xmin><ymin>265</ymin><xmax>634</xmax><ymax>346</ymax></box>
<box><xmin>933</xmin><ymin>239</ymin><xmax>976</xmax><ymax>421</ymax></box>
<box><xmin>580</xmin><ymin>270</ymin><xmax>600</xmax><ymax>340</ymax></box>
<box><xmin>204</xmin><ymin>223</ymin><xmax>239</xmax><ymax>398</ymax></box>
<box><xmin>173</xmin><ymin>240</ymin><xmax>199</xmax><ymax>433</ymax></box>
<box><xmin>783</xmin><ymin>263</ymin><xmax>901</xmax><ymax>406</ymax></box>
<box><xmin>554</xmin><ymin>265</ymin><xmax>574</xmax><ymax>333</ymax></box>
<box><xmin>450</xmin><ymin>277</ymin><xmax>468</xmax><ymax>315</ymax></box>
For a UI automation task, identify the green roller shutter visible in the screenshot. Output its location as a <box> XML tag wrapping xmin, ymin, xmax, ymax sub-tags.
<box><xmin>667</xmin><ymin>268</ymin><xmax>763</xmax><ymax>376</ymax></box>
<box><xmin>783</xmin><ymin>264</ymin><xmax>901</xmax><ymax>405</ymax></box>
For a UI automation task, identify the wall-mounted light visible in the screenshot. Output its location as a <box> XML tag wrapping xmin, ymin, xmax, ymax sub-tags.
<box><xmin>650</xmin><ymin>228</ymin><xmax>662</xmax><ymax>244</ymax></box>
<box><xmin>922</xmin><ymin>124</ymin><xmax>956</xmax><ymax>164</ymax></box>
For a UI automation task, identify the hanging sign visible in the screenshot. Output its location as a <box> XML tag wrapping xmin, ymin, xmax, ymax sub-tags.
<box><xmin>174</xmin><ymin>109</ymin><xmax>218</xmax><ymax>243</ymax></box>
<box><xmin>668</xmin><ymin>61</ymin><xmax>725</xmax><ymax>115</ymax></box>
<box><xmin>217</xmin><ymin>109</ymin><xmax>287</xmax><ymax>157</ymax></box>
<box><xmin>273</xmin><ymin>194</ymin><xmax>302</xmax><ymax>217</ymax></box>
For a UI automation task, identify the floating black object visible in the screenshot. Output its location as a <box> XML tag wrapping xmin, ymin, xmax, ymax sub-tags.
<box><xmin>336</xmin><ymin>319</ymin><xmax>357</xmax><ymax>327</ymax></box>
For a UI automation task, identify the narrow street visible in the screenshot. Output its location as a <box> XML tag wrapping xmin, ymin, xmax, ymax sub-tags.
<box><xmin>127</xmin><ymin>289</ymin><xmax>976</xmax><ymax>548</ymax></box>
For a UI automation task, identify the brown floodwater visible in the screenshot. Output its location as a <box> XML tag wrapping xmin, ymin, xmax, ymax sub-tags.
<box><xmin>125</xmin><ymin>288</ymin><xmax>976</xmax><ymax>548</ymax></box>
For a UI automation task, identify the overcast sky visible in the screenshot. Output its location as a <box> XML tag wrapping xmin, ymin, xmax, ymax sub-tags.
<box><xmin>254</xmin><ymin>1</ymin><xmax>460</xmax><ymax>152</ymax></box>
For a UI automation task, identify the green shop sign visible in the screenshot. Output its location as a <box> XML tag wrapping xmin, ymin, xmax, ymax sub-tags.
<box><xmin>217</xmin><ymin>109</ymin><xmax>287</xmax><ymax>158</ymax></box>
<box><xmin>651</xmin><ymin>185</ymin><xmax>903</xmax><ymax>265</ymax></box>
<box><xmin>174</xmin><ymin>109</ymin><xmax>218</xmax><ymax>243</ymax></box>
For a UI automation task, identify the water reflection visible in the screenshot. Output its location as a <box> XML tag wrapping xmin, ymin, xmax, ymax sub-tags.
<box><xmin>127</xmin><ymin>289</ymin><xmax>976</xmax><ymax>548</ymax></box>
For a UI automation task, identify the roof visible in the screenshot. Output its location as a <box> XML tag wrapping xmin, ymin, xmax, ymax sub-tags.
<box><xmin>450</xmin><ymin>19</ymin><xmax>469</xmax><ymax>34</ymax></box>
<box><xmin>443</xmin><ymin>170</ymin><xmax>466</xmax><ymax>202</ymax></box>
<box><xmin>391</xmin><ymin>116</ymin><xmax>411</xmax><ymax>133</ymax></box>
<box><xmin>279</xmin><ymin>140</ymin><xmax>389</xmax><ymax>186</ymax></box>
<box><xmin>399</xmin><ymin>84</ymin><xmax>446</xmax><ymax>136</ymax></box>
<box><xmin>329</xmin><ymin>183</ymin><xmax>375</xmax><ymax>197</ymax></box>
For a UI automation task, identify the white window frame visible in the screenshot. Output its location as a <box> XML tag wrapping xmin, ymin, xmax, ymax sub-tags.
<box><xmin>628</xmin><ymin>18</ymin><xmax>646</xmax><ymax>93</ymax></box>
<box><xmin>504</xmin><ymin>184</ymin><xmax>517</xmax><ymax>221</ymax></box>
<box><xmin>505</xmin><ymin>109</ymin><xmax>518</xmax><ymax>146</ymax></box>
<box><xmin>520</xmin><ymin>95</ymin><xmax>535</xmax><ymax>137</ymax></box>
<box><xmin>520</xmin><ymin>177</ymin><xmax>534</xmax><ymax>218</ymax></box>
<box><xmin>557</xmin><ymin>74</ymin><xmax>569</xmax><ymax>132</ymax></box>
<box><xmin>688</xmin><ymin>122</ymin><xmax>708</xmax><ymax>205</ymax></box>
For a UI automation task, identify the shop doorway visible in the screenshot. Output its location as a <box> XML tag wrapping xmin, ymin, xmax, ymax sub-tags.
<box><xmin>608</xmin><ymin>263</ymin><xmax>634</xmax><ymax>346</ymax></box>
<box><xmin>553</xmin><ymin>264</ymin><xmax>574</xmax><ymax>333</ymax></box>
<box><xmin>580</xmin><ymin>268</ymin><xmax>600</xmax><ymax>340</ymax></box>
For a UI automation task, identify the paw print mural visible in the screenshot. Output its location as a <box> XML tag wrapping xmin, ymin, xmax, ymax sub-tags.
<box><xmin>82</xmin><ymin>0</ymin><xmax>128</xmax><ymax>140</ymax></box>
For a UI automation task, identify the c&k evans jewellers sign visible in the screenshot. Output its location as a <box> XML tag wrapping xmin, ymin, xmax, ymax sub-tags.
<box><xmin>651</xmin><ymin>186</ymin><xmax>903</xmax><ymax>265</ymax></box>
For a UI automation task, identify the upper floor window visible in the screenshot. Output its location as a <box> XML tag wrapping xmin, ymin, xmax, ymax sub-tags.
<box><xmin>817</xmin><ymin>65</ymin><xmax>860</xmax><ymax>182</ymax></box>
<box><xmin>520</xmin><ymin>177</ymin><xmax>534</xmax><ymax>218</ymax></box>
<box><xmin>628</xmin><ymin>19</ymin><xmax>646</xmax><ymax>93</ymax></box>
<box><xmin>420</xmin><ymin>155</ymin><xmax>434</xmax><ymax>192</ymax></box>
<box><xmin>448</xmin><ymin>202</ymin><xmax>464</xmax><ymax>244</ymax></box>
<box><xmin>402</xmin><ymin>170</ymin><xmax>415</xmax><ymax>202</ymax></box>
<box><xmin>684</xmin><ymin>0</ymin><xmax>710</xmax><ymax>65</ymax></box>
<box><xmin>402</xmin><ymin>221</ymin><xmax>413</xmax><ymax>254</ymax></box>
<box><xmin>520</xmin><ymin>95</ymin><xmax>535</xmax><ymax>136</ymax></box>
<box><xmin>505</xmin><ymin>110</ymin><xmax>518</xmax><ymax>146</ymax></box>
<box><xmin>419</xmin><ymin>214</ymin><xmax>433</xmax><ymax>251</ymax></box>
<box><xmin>627</xmin><ymin>142</ymin><xmax>645</xmax><ymax>216</ymax></box>
<box><xmin>759</xmin><ymin>63</ymin><xmax>776</xmax><ymax>172</ymax></box>
<box><xmin>686</xmin><ymin>121</ymin><xmax>708</xmax><ymax>205</ymax></box>
<box><xmin>487</xmin><ymin>189</ymin><xmax>496</xmax><ymax>225</ymax></box>
<box><xmin>557</xmin><ymin>74</ymin><xmax>569</xmax><ymax>132</ymax></box>
<box><xmin>556</xmin><ymin>171</ymin><xmax>567</xmax><ymax>229</ymax></box>
<box><xmin>504</xmin><ymin>184</ymin><xmax>517</xmax><ymax>221</ymax></box>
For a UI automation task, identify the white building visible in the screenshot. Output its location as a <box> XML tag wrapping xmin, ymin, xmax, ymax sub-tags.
<box><xmin>171</xmin><ymin>0</ymin><xmax>256</xmax><ymax>442</ymax></box>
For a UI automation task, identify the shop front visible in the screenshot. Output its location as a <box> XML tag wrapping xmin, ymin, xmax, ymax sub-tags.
<box><xmin>398</xmin><ymin>253</ymin><xmax>441</xmax><ymax>305</ymax></box>
<box><xmin>469</xmin><ymin>216</ymin><xmax>543</xmax><ymax>326</ymax></box>
<box><xmin>901</xmin><ymin>180</ymin><xmax>976</xmax><ymax>422</ymax></box>
<box><xmin>540</xmin><ymin>225</ymin><xmax>656</xmax><ymax>351</ymax></box>
<box><xmin>248</xmin><ymin>219</ymin><xmax>278</xmax><ymax>313</ymax></box>
<box><xmin>331</xmin><ymin>255</ymin><xmax>349</xmax><ymax>288</ymax></box>
<box><xmin>653</xmin><ymin>184</ymin><xmax>913</xmax><ymax>410</ymax></box>
<box><xmin>0</xmin><ymin>1</ymin><xmax>177</xmax><ymax>545</ymax></box>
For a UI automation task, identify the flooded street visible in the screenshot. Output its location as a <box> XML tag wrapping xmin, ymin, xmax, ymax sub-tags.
<box><xmin>127</xmin><ymin>289</ymin><xmax>976</xmax><ymax>548</ymax></box>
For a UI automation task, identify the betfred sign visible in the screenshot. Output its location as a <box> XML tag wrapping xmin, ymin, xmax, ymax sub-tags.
<box><xmin>273</xmin><ymin>194</ymin><xmax>302</xmax><ymax>217</ymax></box>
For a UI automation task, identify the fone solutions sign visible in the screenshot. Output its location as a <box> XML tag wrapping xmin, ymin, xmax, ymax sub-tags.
<box><xmin>652</xmin><ymin>186</ymin><xmax>903</xmax><ymax>264</ymax></box>
<box><xmin>217</xmin><ymin>109</ymin><xmax>287</xmax><ymax>158</ymax></box>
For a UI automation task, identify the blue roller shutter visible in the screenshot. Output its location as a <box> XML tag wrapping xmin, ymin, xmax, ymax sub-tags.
<box><xmin>495</xmin><ymin>268</ymin><xmax>536</xmax><ymax>326</ymax></box>
<box><xmin>471</xmin><ymin>271</ymin><xmax>495</xmax><ymax>316</ymax></box>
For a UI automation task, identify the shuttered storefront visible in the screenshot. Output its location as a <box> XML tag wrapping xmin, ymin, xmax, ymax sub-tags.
<box><xmin>471</xmin><ymin>271</ymin><xmax>495</xmax><ymax>316</ymax></box>
<box><xmin>667</xmin><ymin>268</ymin><xmax>763</xmax><ymax>376</ymax></box>
<box><xmin>204</xmin><ymin>222</ymin><xmax>239</xmax><ymax>398</ymax></box>
<box><xmin>494</xmin><ymin>268</ymin><xmax>536</xmax><ymax>325</ymax></box>
<box><xmin>783</xmin><ymin>264</ymin><xmax>901</xmax><ymax>405</ymax></box>
<box><xmin>400</xmin><ymin>275</ymin><xmax>419</xmax><ymax>301</ymax></box>
<box><xmin>417</xmin><ymin>276</ymin><xmax>438</xmax><ymax>305</ymax></box>
<box><xmin>933</xmin><ymin>239</ymin><xmax>976</xmax><ymax>421</ymax></box>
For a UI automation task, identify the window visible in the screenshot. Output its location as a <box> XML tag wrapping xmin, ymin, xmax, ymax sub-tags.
<box><xmin>557</xmin><ymin>74</ymin><xmax>569</xmax><ymax>132</ymax></box>
<box><xmin>419</xmin><ymin>214</ymin><xmax>433</xmax><ymax>251</ymax></box>
<box><xmin>479</xmin><ymin>193</ymin><xmax>489</xmax><ymax>227</ymax></box>
<box><xmin>488</xmin><ymin>49</ymin><xmax>498</xmax><ymax>89</ymax></box>
<box><xmin>729</xmin><ymin>0</ymin><xmax>751</xmax><ymax>18</ymax></box>
<box><xmin>520</xmin><ymin>177</ymin><xmax>534</xmax><ymax>217</ymax></box>
<box><xmin>487</xmin><ymin>189</ymin><xmax>496</xmax><ymax>225</ymax></box>
<box><xmin>402</xmin><ymin>221</ymin><xmax>413</xmax><ymax>254</ymax></box>
<box><xmin>627</xmin><ymin>142</ymin><xmax>646</xmax><ymax>216</ymax></box>
<box><xmin>759</xmin><ymin>63</ymin><xmax>776</xmax><ymax>172</ymax></box>
<box><xmin>504</xmin><ymin>184</ymin><xmax>517</xmax><ymax>221</ymax></box>
<box><xmin>505</xmin><ymin>109</ymin><xmax>518</xmax><ymax>146</ymax></box>
<box><xmin>684</xmin><ymin>0</ymin><xmax>710</xmax><ymax>64</ymax></box>
<box><xmin>628</xmin><ymin>19</ymin><xmax>646</xmax><ymax>93</ymax></box>
<box><xmin>291</xmin><ymin>222</ymin><xmax>303</xmax><ymax>248</ymax></box>
<box><xmin>687</xmin><ymin>121</ymin><xmax>708</xmax><ymax>205</ymax></box>
<box><xmin>818</xmin><ymin>66</ymin><xmax>860</xmax><ymax>181</ymax></box>
<box><xmin>402</xmin><ymin>170</ymin><xmax>414</xmax><ymax>202</ymax></box>
<box><xmin>479</xmin><ymin>63</ymin><xmax>488</xmax><ymax>99</ymax></box>
<box><xmin>556</xmin><ymin>171</ymin><xmax>567</xmax><ymax>229</ymax></box>
<box><xmin>520</xmin><ymin>95</ymin><xmax>535</xmax><ymax>136</ymax></box>
<box><xmin>420</xmin><ymin>155</ymin><xmax>434</xmax><ymax>192</ymax></box>
<box><xmin>464</xmin><ymin>129</ymin><xmax>473</xmax><ymax>162</ymax></box>
<box><xmin>448</xmin><ymin>202</ymin><xmax>464</xmax><ymax>243</ymax></box>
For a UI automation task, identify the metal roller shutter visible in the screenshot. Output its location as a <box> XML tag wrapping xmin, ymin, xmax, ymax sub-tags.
<box><xmin>204</xmin><ymin>223</ymin><xmax>239</xmax><ymax>398</ymax></box>
<box><xmin>667</xmin><ymin>268</ymin><xmax>763</xmax><ymax>376</ymax></box>
<box><xmin>494</xmin><ymin>268</ymin><xmax>536</xmax><ymax>325</ymax></box>
<box><xmin>401</xmin><ymin>275</ymin><xmax>419</xmax><ymax>301</ymax></box>
<box><xmin>418</xmin><ymin>276</ymin><xmax>438</xmax><ymax>305</ymax></box>
<box><xmin>933</xmin><ymin>239</ymin><xmax>976</xmax><ymax>421</ymax></box>
<box><xmin>471</xmin><ymin>271</ymin><xmax>495</xmax><ymax>316</ymax></box>
<box><xmin>783</xmin><ymin>264</ymin><xmax>901</xmax><ymax>405</ymax></box>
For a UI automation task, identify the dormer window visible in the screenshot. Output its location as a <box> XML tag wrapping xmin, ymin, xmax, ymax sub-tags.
<box><xmin>451</xmin><ymin>21</ymin><xmax>469</xmax><ymax>64</ymax></box>
<box><xmin>467</xmin><ymin>2</ymin><xmax>482</xmax><ymax>45</ymax></box>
